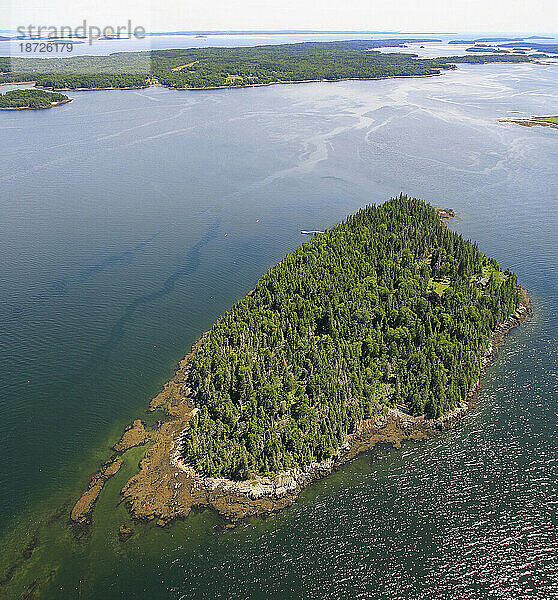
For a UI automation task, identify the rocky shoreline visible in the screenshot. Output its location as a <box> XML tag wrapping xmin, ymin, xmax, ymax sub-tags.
<box><xmin>0</xmin><ymin>98</ymin><xmax>72</xmax><ymax>110</ymax></box>
<box><xmin>498</xmin><ymin>115</ymin><xmax>558</xmax><ymax>129</ymax></box>
<box><xmin>112</xmin><ymin>290</ymin><xmax>531</xmax><ymax>527</ymax></box>
<box><xmin>113</xmin><ymin>419</ymin><xmax>150</xmax><ymax>453</ymax></box>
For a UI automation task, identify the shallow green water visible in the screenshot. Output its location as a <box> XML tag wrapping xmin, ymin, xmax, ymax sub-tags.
<box><xmin>0</xmin><ymin>60</ymin><xmax>556</xmax><ymax>599</ymax></box>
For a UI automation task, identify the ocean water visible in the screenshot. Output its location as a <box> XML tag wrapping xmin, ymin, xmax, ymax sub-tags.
<box><xmin>0</xmin><ymin>59</ymin><xmax>556</xmax><ymax>599</ymax></box>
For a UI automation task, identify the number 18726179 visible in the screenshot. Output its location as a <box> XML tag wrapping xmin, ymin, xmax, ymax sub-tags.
<box><xmin>19</xmin><ymin>42</ymin><xmax>74</xmax><ymax>53</ymax></box>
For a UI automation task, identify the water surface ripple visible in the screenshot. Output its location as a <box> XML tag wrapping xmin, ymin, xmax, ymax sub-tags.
<box><xmin>0</xmin><ymin>61</ymin><xmax>556</xmax><ymax>599</ymax></box>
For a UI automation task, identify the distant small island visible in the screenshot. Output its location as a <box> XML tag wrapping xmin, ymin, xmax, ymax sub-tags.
<box><xmin>450</xmin><ymin>38</ymin><xmax>558</xmax><ymax>54</ymax></box>
<box><xmin>467</xmin><ymin>46</ymin><xmax>509</xmax><ymax>54</ymax></box>
<box><xmin>499</xmin><ymin>115</ymin><xmax>558</xmax><ymax>129</ymax></box>
<box><xmin>0</xmin><ymin>88</ymin><xmax>71</xmax><ymax>109</ymax></box>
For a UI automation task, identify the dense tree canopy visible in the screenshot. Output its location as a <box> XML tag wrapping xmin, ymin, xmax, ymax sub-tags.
<box><xmin>0</xmin><ymin>88</ymin><xmax>68</xmax><ymax>108</ymax></box>
<box><xmin>181</xmin><ymin>196</ymin><xmax>520</xmax><ymax>480</ymax></box>
<box><xmin>0</xmin><ymin>40</ymin><xmax>535</xmax><ymax>90</ymax></box>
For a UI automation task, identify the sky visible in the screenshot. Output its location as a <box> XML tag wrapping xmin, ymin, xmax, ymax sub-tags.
<box><xmin>4</xmin><ymin>0</ymin><xmax>558</xmax><ymax>34</ymax></box>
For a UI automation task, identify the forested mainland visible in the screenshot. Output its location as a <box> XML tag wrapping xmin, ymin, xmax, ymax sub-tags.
<box><xmin>0</xmin><ymin>40</ymin><xmax>538</xmax><ymax>90</ymax></box>
<box><xmin>180</xmin><ymin>196</ymin><xmax>521</xmax><ymax>480</ymax></box>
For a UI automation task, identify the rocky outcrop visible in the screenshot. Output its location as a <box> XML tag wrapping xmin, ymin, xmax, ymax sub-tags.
<box><xmin>120</xmin><ymin>402</ymin><xmax>469</xmax><ymax>525</ymax></box>
<box><xmin>118</xmin><ymin>524</ymin><xmax>134</xmax><ymax>542</ymax></box>
<box><xmin>498</xmin><ymin>116</ymin><xmax>558</xmax><ymax>129</ymax></box>
<box><xmin>70</xmin><ymin>458</ymin><xmax>122</xmax><ymax>523</ymax></box>
<box><xmin>113</xmin><ymin>420</ymin><xmax>149</xmax><ymax>452</ymax></box>
<box><xmin>434</xmin><ymin>206</ymin><xmax>456</xmax><ymax>220</ymax></box>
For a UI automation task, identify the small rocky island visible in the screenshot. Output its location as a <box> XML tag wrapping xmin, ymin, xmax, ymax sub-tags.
<box><xmin>499</xmin><ymin>115</ymin><xmax>558</xmax><ymax>129</ymax></box>
<box><xmin>0</xmin><ymin>88</ymin><xmax>71</xmax><ymax>110</ymax></box>
<box><xmin>71</xmin><ymin>196</ymin><xmax>530</xmax><ymax>528</ymax></box>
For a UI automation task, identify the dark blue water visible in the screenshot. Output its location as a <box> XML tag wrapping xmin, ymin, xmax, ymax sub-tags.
<box><xmin>0</xmin><ymin>60</ymin><xmax>556</xmax><ymax>598</ymax></box>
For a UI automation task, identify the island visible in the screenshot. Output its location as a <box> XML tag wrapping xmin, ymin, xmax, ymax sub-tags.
<box><xmin>0</xmin><ymin>88</ymin><xmax>71</xmax><ymax>109</ymax></box>
<box><xmin>467</xmin><ymin>46</ymin><xmax>509</xmax><ymax>53</ymax></box>
<box><xmin>498</xmin><ymin>41</ymin><xmax>558</xmax><ymax>54</ymax></box>
<box><xmin>499</xmin><ymin>115</ymin><xmax>558</xmax><ymax>129</ymax></box>
<box><xmin>70</xmin><ymin>195</ymin><xmax>530</xmax><ymax>527</ymax></box>
<box><xmin>0</xmin><ymin>39</ymin><xmax>540</xmax><ymax>91</ymax></box>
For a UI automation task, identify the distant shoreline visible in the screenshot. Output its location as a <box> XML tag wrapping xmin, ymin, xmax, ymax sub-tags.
<box><xmin>164</xmin><ymin>71</ymin><xmax>444</xmax><ymax>91</ymax></box>
<box><xmin>498</xmin><ymin>115</ymin><xmax>558</xmax><ymax>130</ymax></box>
<box><xmin>2</xmin><ymin>39</ymin><xmax>543</xmax><ymax>96</ymax></box>
<box><xmin>23</xmin><ymin>72</ymin><xmax>444</xmax><ymax>93</ymax></box>
<box><xmin>11</xmin><ymin>56</ymin><xmax>544</xmax><ymax>94</ymax></box>
<box><xmin>35</xmin><ymin>85</ymin><xmax>149</xmax><ymax>92</ymax></box>
<box><xmin>0</xmin><ymin>97</ymin><xmax>72</xmax><ymax>110</ymax></box>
